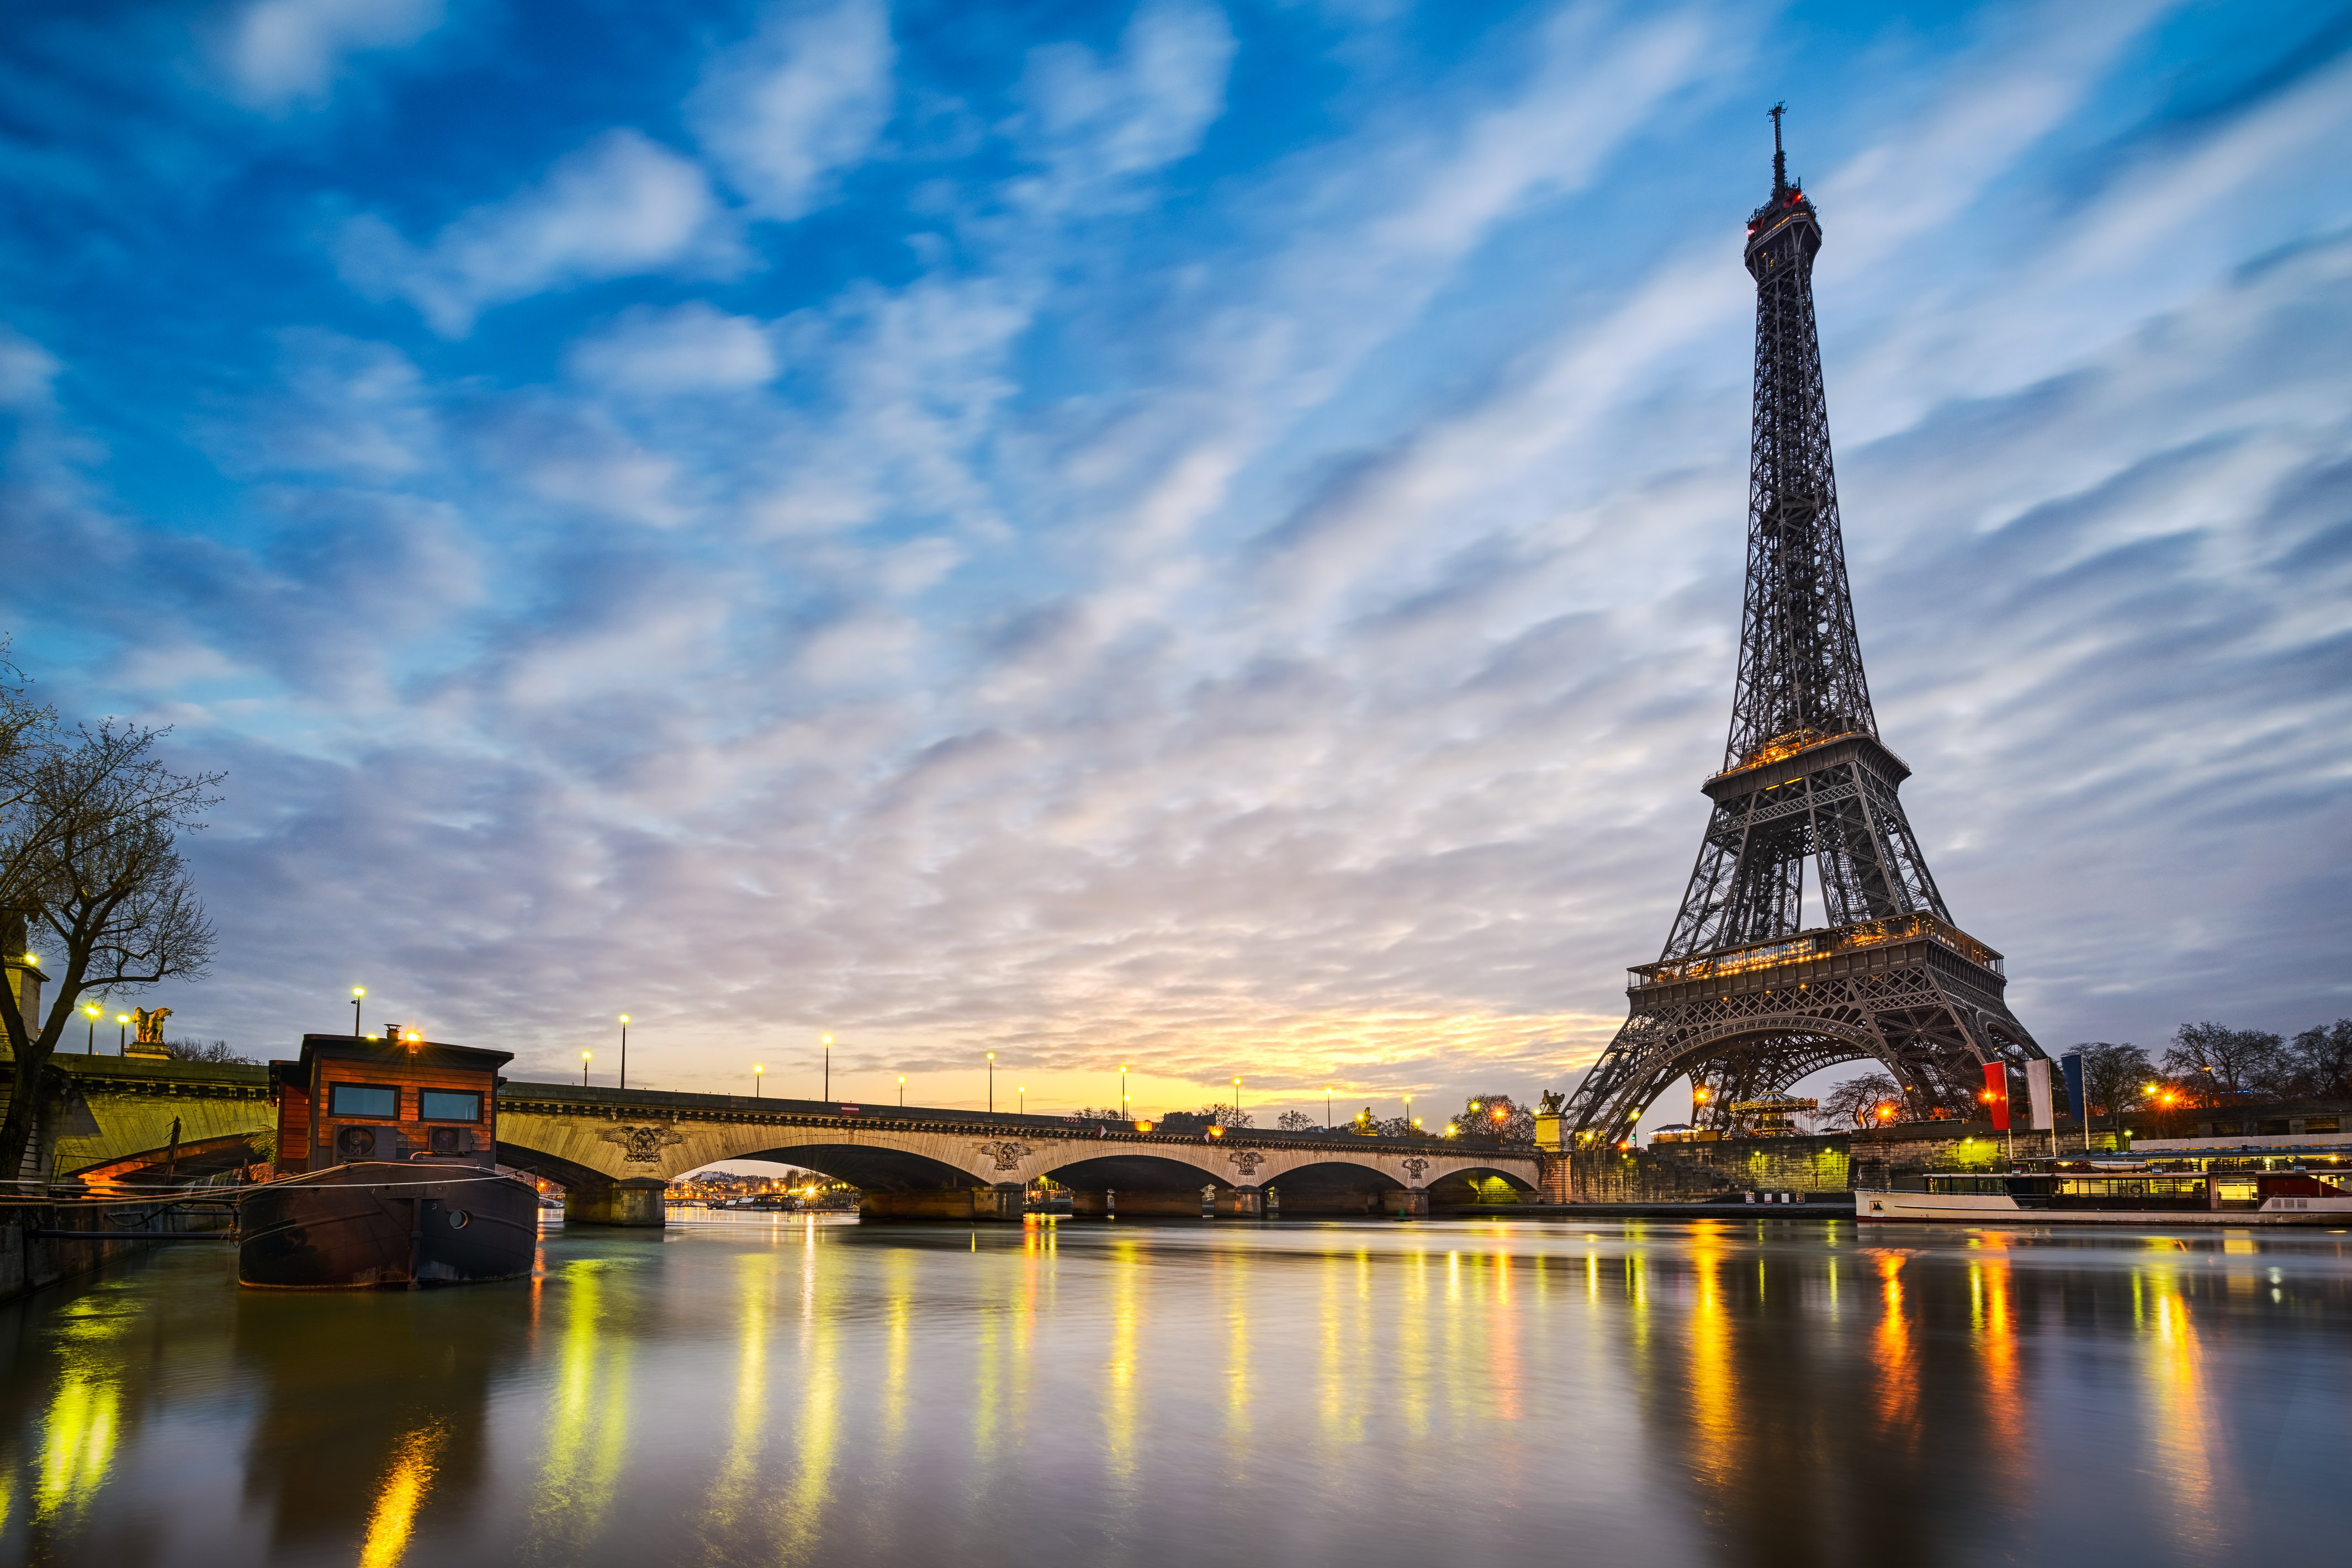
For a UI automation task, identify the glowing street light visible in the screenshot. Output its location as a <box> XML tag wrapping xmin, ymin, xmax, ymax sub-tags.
<box><xmin>1120</xmin><ymin>1063</ymin><xmax>1130</xmax><ymax>1118</ymax></box>
<box><xmin>116</xmin><ymin>1013</ymin><xmax>130</xmax><ymax>1052</ymax></box>
<box><xmin>1233</xmin><ymin>1076</ymin><xmax>1242</xmax><ymax>1124</ymax></box>
<box><xmin>897</xmin><ymin>1074</ymin><xmax>907</xmax><ymax>1107</ymax></box>
<box><xmin>618</xmin><ymin>1015</ymin><xmax>631</xmax><ymax>1091</ymax></box>
<box><xmin>1019</xmin><ymin>1085</ymin><xmax>1027</xmax><ymax>1116</ymax></box>
<box><xmin>581</xmin><ymin>1050</ymin><xmax>591</xmax><ymax>1088</ymax></box>
<box><xmin>987</xmin><ymin>1051</ymin><xmax>997</xmax><ymax>1117</ymax></box>
<box><xmin>351</xmin><ymin>986</ymin><xmax>365</xmax><ymax>1036</ymax></box>
<box><xmin>823</xmin><ymin>1034</ymin><xmax>833</xmax><ymax>1101</ymax></box>
<box><xmin>83</xmin><ymin>1002</ymin><xmax>100</xmax><ymax>1055</ymax></box>
<box><xmin>1326</xmin><ymin>1086</ymin><xmax>1334</xmax><ymax>1130</ymax></box>
<box><xmin>754</xmin><ymin>1064</ymin><xmax>764</xmax><ymax>1098</ymax></box>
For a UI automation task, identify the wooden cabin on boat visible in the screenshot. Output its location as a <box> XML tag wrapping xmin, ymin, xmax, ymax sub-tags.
<box><xmin>268</xmin><ymin>1031</ymin><xmax>511</xmax><ymax>1175</ymax></box>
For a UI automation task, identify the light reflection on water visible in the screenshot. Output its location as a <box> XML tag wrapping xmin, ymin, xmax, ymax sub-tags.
<box><xmin>0</xmin><ymin>1215</ymin><xmax>2346</xmax><ymax>1566</ymax></box>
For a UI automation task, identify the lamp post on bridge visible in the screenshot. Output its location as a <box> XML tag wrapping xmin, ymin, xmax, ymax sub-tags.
<box><xmin>618</xmin><ymin>1015</ymin><xmax>629</xmax><ymax>1091</ymax></box>
<box><xmin>1120</xmin><ymin>1063</ymin><xmax>1129</xmax><ymax>1124</ymax></box>
<box><xmin>1232</xmin><ymin>1076</ymin><xmax>1242</xmax><ymax>1126</ymax></box>
<box><xmin>351</xmin><ymin>986</ymin><xmax>364</xmax><ymax>1036</ymax></box>
<box><xmin>116</xmin><ymin>1013</ymin><xmax>130</xmax><ymax>1053</ymax></box>
<box><xmin>822</xmin><ymin>1035</ymin><xmax>831</xmax><ymax>1101</ymax></box>
<box><xmin>754</xmin><ymin>1064</ymin><xmax>764</xmax><ymax>1099</ymax></box>
<box><xmin>1325</xmin><ymin>1085</ymin><xmax>1333</xmax><ymax>1130</ymax></box>
<box><xmin>1019</xmin><ymin>1085</ymin><xmax>1026</xmax><ymax>1116</ymax></box>
<box><xmin>897</xmin><ymin>1074</ymin><xmax>905</xmax><ymax>1106</ymax></box>
<box><xmin>84</xmin><ymin>1002</ymin><xmax>100</xmax><ymax>1055</ymax></box>
<box><xmin>581</xmin><ymin>1051</ymin><xmax>591</xmax><ymax>1088</ymax></box>
<box><xmin>987</xmin><ymin>1052</ymin><xmax>997</xmax><ymax>1118</ymax></box>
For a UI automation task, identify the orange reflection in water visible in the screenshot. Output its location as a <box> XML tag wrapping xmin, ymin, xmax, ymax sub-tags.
<box><xmin>1873</xmin><ymin>1253</ymin><xmax>1919</xmax><ymax>1446</ymax></box>
<box><xmin>2144</xmin><ymin>1274</ymin><xmax>2226</xmax><ymax>1555</ymax></box>
<box><xmin>358</xmin><ymin>1419</ymin><xmax>449</xmax><ymax>1568</ymax></box>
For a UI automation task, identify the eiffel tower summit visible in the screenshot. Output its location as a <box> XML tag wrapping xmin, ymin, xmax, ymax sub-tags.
<box><xmin>1555</xmin><ymin>107</ymin><xmax>2046</xmax><ymax>1147</ymax></box>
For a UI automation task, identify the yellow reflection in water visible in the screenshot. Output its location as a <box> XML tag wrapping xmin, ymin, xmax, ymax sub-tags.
<box><xmin>36</xmin><ymin>1296</ymin><xmax>129</xmax><ymax>1524</ymax></box>
<box><xmin>1873</xmin><ymin>1253</ymin><xmax>1918</xmax><ymax>1445</ymax></box>
<box><xmin>1222</xmin><ymin>1241</ymin><xmax>1252</xmax><ymax>1440</ymax></box>
<box><xmin>697</xmin><ymin>1253</ymin><xmax>772</xmax><ymax>1550</ymax></box>
<box><xmin>1399</xmin><ymin>1247</ymin><xmax>1430</xmax><ymax>1440</ymax></box>
<box><xmin>1686</xmin><ymin>1231</ymin><xmax>1735</xmax><ymax>1491</ymax></box>
<box><xmin>529</xmin><ymin>1261</ymin><xmax>631</xmax><ymax>1556</ymax></box>
<box><xmin>1105</xmin><ymin>1237</ymin><xmax>1141</xmax><ymax>1483</ymax></box>
<box><xmin>2144</xmin><ymin>1274</ymin><xmax>2224</xmax><ymax>1555</ymax></box>
<box><xmin>358</xmin><ymin>1419</ymin><xmax>448</xmax><ymax>1568</ymax></box>
<box><xmin>781</xmin><ymin>1228</ymin><xmax>839</xmax><ymax>1565</ymax></box>
<box><xmin>883</xmin><ymin>1246</ymin><xmax>914</xmax><ymax>1449</ymax></box>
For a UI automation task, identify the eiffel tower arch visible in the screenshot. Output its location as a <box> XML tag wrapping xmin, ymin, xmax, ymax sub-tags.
<box><xmin>1556</xmin><ymin>107</ymin><xmax>2042</xmax><ymax>1147</ymax></box>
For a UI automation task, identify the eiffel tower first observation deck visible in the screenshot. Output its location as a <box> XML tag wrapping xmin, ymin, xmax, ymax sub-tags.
<box><xmin>1555</xmin><ymin>108</ymin><xmax>2044</xmax><ymax>1147</ymax></box>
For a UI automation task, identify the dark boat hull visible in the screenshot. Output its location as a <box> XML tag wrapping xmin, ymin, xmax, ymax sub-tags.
<box><xmin>239</xmin><ymin>1163</ymin><xmax>540</xmax><ymax>1289</ymax></box>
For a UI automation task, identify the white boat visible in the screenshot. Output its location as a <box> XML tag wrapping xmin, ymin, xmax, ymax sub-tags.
<box><xmin>1858</xmin><ymin>1154</ymin><xmax>2352</xmax><ymax>1225</ymax></box>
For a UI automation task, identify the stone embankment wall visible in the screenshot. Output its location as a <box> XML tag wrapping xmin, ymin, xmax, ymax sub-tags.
<box><xmin>0</xmin><ymin>1199</ymin><xmax>235</xmax><ymax>1302</ymax></box>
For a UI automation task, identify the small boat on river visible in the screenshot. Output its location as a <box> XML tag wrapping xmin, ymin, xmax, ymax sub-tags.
<box><xmin>239</xmin><ymin>1031</ymin><xmax>538</xmax><ymax>1288</ymax></box>
<box><xmin>1858</xmin><ymin>1149</ymin><xmax>2352</xmax><ymax>1225</ymax></box>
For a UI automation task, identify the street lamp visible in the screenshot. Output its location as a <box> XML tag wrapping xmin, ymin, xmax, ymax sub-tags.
<box><xmin>1120</xmin><ymin>1063</ymin><xmax>1129</xmax><ymax>1121</ymax></box>
<box><xmin>351</xmin><ymin>986</ymin><xmax>365</xmax><ymax>1036</ymax></box>
<box><xmin>897</xmin><ymin>1074</ymin><xmax>906</xmax><ymax>1106</ymax></box>
<box><xmin>987</xmin><ymin>1051</ymin><xmax>997</xmax><ymax>1117</ymax></box>
<box><xmin>1403</xmin><ymin>1093</ymin><xmax>1412</xmax><ymax>1135</ymax></box>
<box><xmin>823</xmin><ymin>1034</ymin><xmax>832</xmax><ymax>1101</ymax></box>
<box><xmin>581</xmin><ymin>1050</ymin><xmax>591</xmax><ymax>1088</ymax></box>
<box><xmin>116</xmin><ymin>1013</ymin><xmax>130</xmax><ymax>1052</ymax></box>
<box><xmin>754</xmin><ymin>1064</ymin><xmax>764</xmax><ymax>1098</ymax></box>
<box><xmin>1019</xmin><ymin>1085</ymin><xmax>1026</xmax><ymax>1116</ymax></box>
<box><xmin>618</xmin><ymin>1015</ymin><xmax>630</xmax><ymax>1091</ymax></box>
<box><xmin>1326</xmin><ymin>1087</ymin><xmax>1333</xmax><ymax>1130</ymax></box>
<box><xmin>83</xmin><ymin>1002</ymin><xmax>100</xmax><ymax>1055</ymax></box>
<box><xmin>1233</xmin><ymin>1076</ymin><xmax>1242</xmax><ymax>1125</ymax></box>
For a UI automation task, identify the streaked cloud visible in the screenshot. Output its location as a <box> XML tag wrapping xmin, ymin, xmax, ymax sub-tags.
<box><xmin>213</xmin><ymin>0</ymin><xmax>447</xmax><ymax>109</ymax></box>
<box><xmin>687</xmin><ymin>0</ymin><xmax>896</xmax><ymax>221</ymax></box>
<box><xmin>336</xmin><ymin>129</ymin><xmax>743</xmax><ymax>336</ymax></box>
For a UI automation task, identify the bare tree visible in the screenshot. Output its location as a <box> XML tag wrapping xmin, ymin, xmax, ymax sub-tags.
<box><xmin>165</xmin><ymin>1037</ymin><xmax>253</xmax><ymax>1064</ymax></box>
<box><xmin>2163</xmin><ymin>1023</ymin><xmax>2284</xmax><ymax>1101</ymax></box>
<box><xmin>1819</xmin><ymin>1071</ymin><xmax>1905</xmax><ymax>1130</ymax></box>
<box><xmin>1275</xmin><ymin>1108</ymin><xmax>1317</xmax><ymax>1132</ymax></box>
<box><xmin>1450</xmin><ymin>1093</ymin><xmax>1536</xmax><ymax>1144</ymax></box>
<box><xmin>0</xmin><ymin>718</ymin><xmax>221</xmax><ymax>1180</ymax></box>
<box><xmin>2284</xmin><ymin>1021</ymin><xmax>2352</xmax><ymax>1100</ymax></box>
<box><xmin>2072</xmin><ymin>1043</ymin><xmax>2154</xmax><ymax>1129</ymax></box>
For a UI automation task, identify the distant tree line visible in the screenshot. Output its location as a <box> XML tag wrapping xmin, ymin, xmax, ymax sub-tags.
<box><xmin>1819</xmin><ymin>1020</ymin><xmax>2352</xmax><ymax>1130</ymax></box>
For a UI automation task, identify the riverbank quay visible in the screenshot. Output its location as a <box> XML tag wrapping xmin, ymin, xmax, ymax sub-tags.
<box><xmin>1435</xmin><ymin>1196</ymin><xmax>1856</xmax><ymax>1221</ymax></box>
<box><xmin>0</xmin><ymin>1196</ymin><xmax>235</xmax><ymax>1302</ymax></box>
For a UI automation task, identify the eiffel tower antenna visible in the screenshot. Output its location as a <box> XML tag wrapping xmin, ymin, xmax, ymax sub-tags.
<box><xmin>1546</xmin><ymin>113</ymin><xmax>2043</xmax><ymax>1151</ymax></box>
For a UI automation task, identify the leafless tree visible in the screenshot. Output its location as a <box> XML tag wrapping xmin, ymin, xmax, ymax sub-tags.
<box><xmin>2072</xmin><ymin>1042</ymin><xmax>2155</xmax><ymax>1128</ymax></box>
<box><xmin>1275</xmin><ymin>1108</ymin><xmax>1317</xmax><ymax>1132</ymax></box>
<box><xmin>2284</xmin><ymin>1021</ymin><xmax>2352</xmax><ymax>1100</ymax></box>
<box><xmin>165</xmin><ymin>1037</ymin><xmax>253</xmax><ymax>1064</ymax></box>
<box><xmin>0</xmin><ymin>713</ymin><xmax>221</xmax><ymax>1180</ymax></box>
<box><xmin>1819</xmin><ymin>1071</ymin><xmax>1905</xmax><ymax>1130</ymax></box>
<box><xmin>2163</xmin><ymin>1023</ymin><xmax>2284</xmax><ymax>1100</ymax></box>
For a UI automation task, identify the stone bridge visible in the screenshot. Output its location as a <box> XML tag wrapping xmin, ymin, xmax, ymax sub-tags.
<box><xmin>11</xmin><ymin>1059</ymin><xmax>1541</xmax><ymax>1225</ymax></box>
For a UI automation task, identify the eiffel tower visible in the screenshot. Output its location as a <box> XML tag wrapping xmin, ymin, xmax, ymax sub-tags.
<box><xmin>1555</xmin><ymin>107</ymin><xmax>2043</xmax><ymax>1146</ymax></box>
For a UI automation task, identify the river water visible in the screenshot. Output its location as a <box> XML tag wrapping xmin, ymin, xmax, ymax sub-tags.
<box><xmin>0</xmin><ymin>1213</ymin><xmax>2344</xmax><ymax>1567</ymax></box>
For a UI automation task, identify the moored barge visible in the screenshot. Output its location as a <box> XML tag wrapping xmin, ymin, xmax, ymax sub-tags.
<box><xmin>239</xmin><ymin>1031</ymin><xmax>538</xmax><ymax>1288</ymax></box>
<box><xmin>1858</xmin><ymin>1148</ymin><xmax>2352</xmax><ymax>1225</ymax></box>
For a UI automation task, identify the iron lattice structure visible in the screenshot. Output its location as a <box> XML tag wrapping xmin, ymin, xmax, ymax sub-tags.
<box><xmin>1556</xmin><ymin>110</ymin><xmax>2042</xmax><ymax>1146</ymax></box>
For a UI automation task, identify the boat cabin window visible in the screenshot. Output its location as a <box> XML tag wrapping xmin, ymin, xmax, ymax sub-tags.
<box><xmin>419</xmin><ymin>1089</ymin><xmax>482</xmax><ymax>1122</ymax></box>
<box><xmin>328</xmin><ymin>1082</ymin><xmax>400</xmax><ymax>1119</ymax></box>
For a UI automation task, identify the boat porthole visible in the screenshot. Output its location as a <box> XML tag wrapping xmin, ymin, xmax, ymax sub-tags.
<box><xmin>449</xmin><ymin>1211</ymin><xmax>471</xmax><ymax>1230</ymax></box>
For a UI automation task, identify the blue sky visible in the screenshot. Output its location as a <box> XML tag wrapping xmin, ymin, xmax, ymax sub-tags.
<box><xmin>3</xmin><ymin>0</ymin><xmax>2348</xmax><ymax>1125</ymax></box>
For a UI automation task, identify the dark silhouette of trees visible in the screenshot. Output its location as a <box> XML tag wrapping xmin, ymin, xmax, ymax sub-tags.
<box><xmin>0</xmin><ymin>688</ymin><xmax>221</xmax><ymax>1179</ymax></box>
